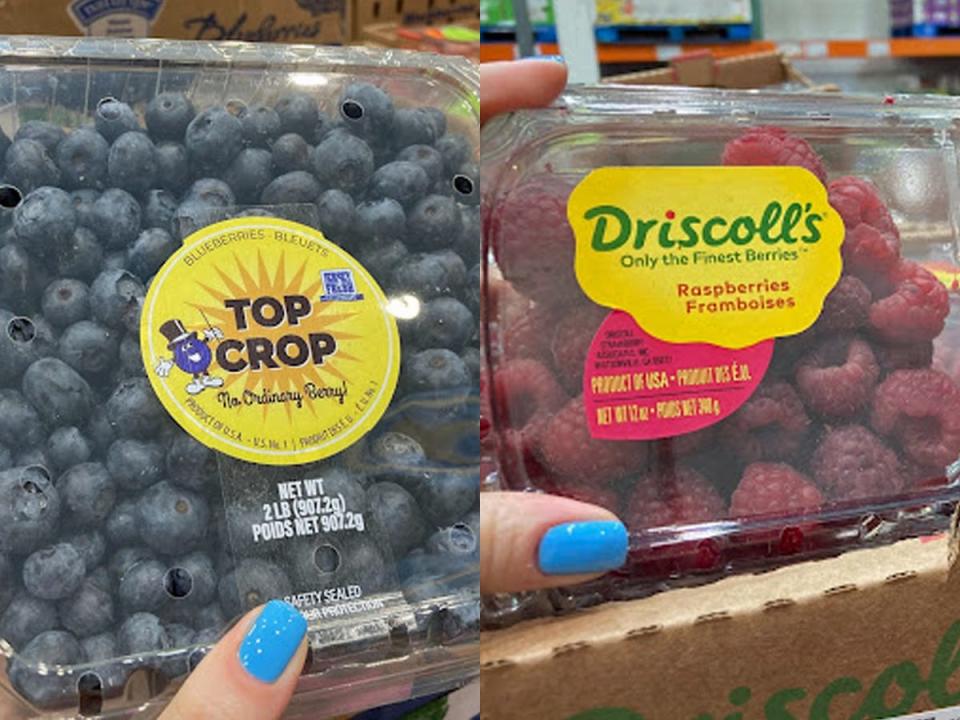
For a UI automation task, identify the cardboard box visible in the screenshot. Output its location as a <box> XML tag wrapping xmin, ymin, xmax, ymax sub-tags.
<box><xmin>481</xmin><ymin>533</ymin><xmax>960</xmax><ymax>719</ymax></box>
<box><xmin>0</xmin><ymin>0</ymin><xmax>348</xmax><ymax>45</ymax></box>
<box><xmin>352</xmin><ymin>0</ymin><xmax>479</xmax><ymax>40</ymax></box>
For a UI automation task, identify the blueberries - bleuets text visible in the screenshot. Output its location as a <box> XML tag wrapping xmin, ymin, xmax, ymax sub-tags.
<box><xmin>585</xmin><ymin>201</ymin><xmax>825</xmax><ymax>252</ymax></box>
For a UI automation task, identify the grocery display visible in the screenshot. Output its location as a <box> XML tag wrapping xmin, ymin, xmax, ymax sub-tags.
<box><xmin>0</xmin><ymin>36</ymin><xmax>479</xmax><ymax>717</ymax></box>
<box><xmin>481</xmin><ymin>86</ymin><xmax>960</xmax><ymax>607</ymax></box>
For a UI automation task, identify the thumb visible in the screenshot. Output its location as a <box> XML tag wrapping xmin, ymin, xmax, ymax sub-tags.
<box><xmin>480</xmin><ymin>492</ymin><xmax>628</xmax><ymax>594</ymax></box>
<box><xmin>159</xmin><ymin>600</ymin><xmax>308</xmax><ymax>720</ymax></box>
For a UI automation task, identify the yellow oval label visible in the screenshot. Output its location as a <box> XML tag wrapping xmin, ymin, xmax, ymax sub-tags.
<box><xmin>569</xmin><ymin>167</ymin><xmax>844</xmax><ymax>349</ymax></box>
<box><xmin>141</xmin><ymin>217</ymin><xmax>400</xmax><ymax>465</ymax></box>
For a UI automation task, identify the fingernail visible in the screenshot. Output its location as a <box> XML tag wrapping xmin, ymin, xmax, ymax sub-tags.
<box><xmin>538</xmin><ymin>520</ymin><xmax>628</xmax><ymax>575</ymax></box>
<box><xmin>238</xmin><ymin>600</ymin><xmax>307</xmax><ymax>683</ymax></box>
<box><xmin>530</xmin><ymin>54</ymin><xmax>565</xmax><ymax>63</ymax></box>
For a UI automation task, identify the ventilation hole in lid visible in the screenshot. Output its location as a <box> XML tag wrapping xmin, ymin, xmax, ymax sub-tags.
<box><xmin>164</xmin><ymin>567</ymin><xmax>193</xmax><ymax>599</ymax></box>
<box><xmin>0</xmin><ymin>185</ymin><xmax>22</xmax><ymax>208</ymax></box>
<box><xmin>7</xmin><ymin>316</ymin><xmax>34</xmax><ymax>343</ymax></box>
<box><xmin>313</xmin><ymin>544</ymin><xmax>341</xmax><ymax>573</ymax></box>
<box><xmin>77</xmin><ymin>672</ymin><xmax>103</xmax><ymax>717</ymax></box>
<box><xmin>96</xmin><ymin>96</ymin><xmax>119</xmax><ymax>117</ymax></box>
<box><xmin>226</xmin><ymin>99</ymin><xmax>248</xmax><ymax>117</ymax></box>
<box><xmin>340</xmin><ymin>100</ymin><xmax>364</xmax><ymax>121</ymax></box>
<box><xmin>452</xmin><ymin>174</ymin><xmax>474</xmax><ymax>197</ymax></box>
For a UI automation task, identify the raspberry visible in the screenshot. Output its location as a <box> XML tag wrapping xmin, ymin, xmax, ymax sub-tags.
<box><xmin>550</xmin><ymin>483</ymin><xmax>621</xmax><ymax>513</ymax></box>
<box><xmin>871</xmin><ymin>368</ymin><xmax>960</xmax><ymax>467</ymax></box>
<box><xmin>492</xmin><ymin>359</ymin><xmax>567</xmax><ymax>428</ymax></box>
<box><xmin>550</xmin><ymin>303</ymin><xmax>608</xmax><ymax>395</ymax></box>
<box><xmin>828</xmin><ymin>176</ymin><xmax>898</xmax><ymax>236</ymax></box>
<box><xmin>725</xmin><ymin>381</ymin><xmax>811</xmax><ymax>462</ymax></box>
<box><xmin>721</xmin><ymin>126</ymin><xmax>827</xmax><ymax>184</ymax></box>
<box><xmin>870</xmin><ymin>261</ymin><xmax>949</xmax><ymax>344</ymax></box>
<box><xmin>497</xmin><ymin>423</ymin><xmax>548</xmax><ymax>487</ymax></box>
<box><xmin>500</xmin><ymin>302</ymin><xmax>553</xmax><ymax>364</ymax></box>
<box><xmin>816</xmin><ymin>275</ymin><xmax>871</xmax><ymax>334</ymax></box>
<box><xmin>768</xmin><ymin>334</ymin><xmax>815</xmax><ymax>378</ymax></box>
<box><xmin>625</xmin><ymin>466</ymin><xmax>725</xmax><ymax>531</ymax></box>
<box><xmin>899</xmin><ymin>458</ymin><xmax>946</xmax><ymax>490</ymax></box>
<box><xmin>535</xmin><ymin>395</ymin><xmax>650</xmax><ymax>483</ymax></box>
<box><xmin>730</xmin><ymin>463</ymin><xmax>824</xmax><ymax>518</ymax></box>
<box><xmin>811</xmin><ymin>425</ymin><xmax>901</xmax><ymax>500</ymax></box>
<box><xmin>656</xmin><ymin>426</ymin><xmax>714</xmax><ymax>460</ymax></box>
<box><xmin>795</xmin><ymin>336</ymin><xmax>879</xmax><ymax>419</ymax></box>
<box><xmin>490</xmin><ymin>177</ymin><xmax>579</xmax><ymax>304</ymax></box>
<box><xmin>875</xmin><ymin>341</ymin><xmax>934</xmax><ymax>374</ymax></box>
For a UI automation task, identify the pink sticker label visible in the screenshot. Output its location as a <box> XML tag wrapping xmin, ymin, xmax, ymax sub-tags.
<box><xmin>583</xmin><ymin>311</ymin><xmax>774</xmax><ymax>440</ymax></box>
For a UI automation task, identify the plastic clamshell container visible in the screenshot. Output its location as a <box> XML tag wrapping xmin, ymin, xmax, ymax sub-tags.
<box><xmin>481</xmin><ymin>86</ymin><xmax>960</xmax><ymax>609</ymax></box>
<box><xmin>0</xmin><ymin>37</ymin><xmax>479</xmax><ymax>718</ymax></box>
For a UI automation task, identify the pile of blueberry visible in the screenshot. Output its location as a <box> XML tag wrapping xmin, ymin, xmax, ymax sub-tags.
<box><xmin>0</xmin><ymin>81</ymin><xmax>479</xmax><ymax>710</ymax></box>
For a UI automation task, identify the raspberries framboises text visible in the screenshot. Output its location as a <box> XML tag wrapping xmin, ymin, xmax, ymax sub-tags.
<box><xmin>721</xmin><ymin>126</ymin><xmax>827</xmax><ymax>184</ymax></box>
<box><xmin>811</xmin><ymin>425</ymin><xmax>901</xmax><ymax>500</ymax></box>
<box><xmin>730</xmin><ymin>463</ymin><xmax>824</xmax><ymax>518</ymax></box>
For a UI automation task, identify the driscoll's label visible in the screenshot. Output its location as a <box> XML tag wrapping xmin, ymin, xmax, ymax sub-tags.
<box><xmin>568</xmin><ymin>167</ymin><xmax>844</xmax><ymax>350</ymax></box>
<box><xmin>142</xmin><ymin>217</ymin><xmax>400</xmax><ymax>465</ymax></box>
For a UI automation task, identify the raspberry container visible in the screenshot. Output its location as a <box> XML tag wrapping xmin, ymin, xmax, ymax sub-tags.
<box><xmin>0</xmin><ymin>37</ymin><xmax>479</xmax><ymax>717</ymax></box>
<box><xmin>481</xmin><ymin>86</ymin><xmax>960</xmax><ymax>613</ymax></box>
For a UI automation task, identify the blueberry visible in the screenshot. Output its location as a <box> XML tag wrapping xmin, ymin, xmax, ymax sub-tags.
<box><xmin>423</xmin><ymin>107</ymin><xmax>447</xmax><ymax>138</ymax></box>
<box><xmin>367</xmin><ymin>482</ymin><xmax>428</xmax><ymax>557</ymax></box>
<box><xmin>356</xmin><ymin>198</ymin><xmax>406</xmax><ymax>242</ymax></box>
<box><xmin>71</xmin><ymin>189</ymin><xmax>100</xmax><ymax>229</ymax></box>
<box><xmin>145</xmin><ymin>92</ymin><xmax>196</xmax><ymax>141</ymax></box>
<box><xmin>118</xmin><ymin>332</ymin><xmax>145</xmax><ymax>377</ymax></box>
<box><xmin>14</xmin><ymin>186</ymin><xmax>77</xmax><ymax>257</ymax></box>
<box><xmin>414</xmin><ymin>298</ymin><xmax>473</xmax><ymax>351</ymax></box>
<box><xmin>313</xmin><ymin>112</ymin><xmax>342</xmax><ymax>143</ymax></box>
<box><xmin>5</xmin><ymin>139</ymin><xmax>61</xmax><ymax>192</ymax></box>
<box><xmin>137</xmin><ymin>481</ymin><xmax>209</xmax><ymax>553</ymax></box>
<box><xmin>9</xmin><ymin>630</ymin><xmax>84</xmax><ymax>708</ymax></box>
<box><xmin>356</xmin><ymin>240</ymin><xmax>408</xmax><ymax>281</ymax></box>
<box><xmin>271</xmin><ymin>133</ymin><xmax>311</xmax><ymax>175</ymax></box>
<box><xmin>0</xmin><ymin>245</ymin><xmax>45</xmax><ymax>312</ymax></box>
<box><xmin>0</xmin><ymin>309</ymin><xmax>51</xmax><ymax>385</ymax></box>
<box><xmin>165</xmin><ymin>622</ymin><xmax>195</xmax><ymax>651</ymax></box>
<box><xmin>0</xmin><ymin>593</ymin><xmax>58</xmax><ymax>650</ymax></box>
<box><xmin>460</xmin><ymin>347</ymin><xmax>480</xmax><ymax>381</ymax></box>
<box><xmin>218</xmin><ymin>559</ymin><xmax>292</xmax><ymax>618</ymax></box>
<box><xmin>15</xmin><ymin>120</ymin><xmax>66</xmax><ymax>154</ymax></box>
<box><xmin>452</xmin><ymin>162</ymin><xmax>479</xmax><ymax>206</ymax></box>
<box><xmin>164</xmin><ymin>552</ymin><xmax>217</xmax><ymax>624</ymax></box>
<box><xmin>311</xmin><ymin>132</ymin><xmax>374</xmax><ymax>194</ymax></box>
<box><xmin>0</xmin><ymin>445</ymin><xmax>10</xmax><ymax>471</ymax></box>
<box><xmin>391</xmin><ymin>251</ymin><xmax>465</xmax><ymax>299</ymax></box>
<box><xmin>171</xmin><ymin>200</ymin><xmax>229</xmax><ymax>241</ymax></box>
<box><xmin>127</xmin><ymin>228</ymin><xmax>176</xmax><ymax>280</ymax></box>
<box><xmin>82</xmin><ymin>632</ymin><xmax>117</xmax><ymax>661</ymax></box>
<box><xmin>118</xmin><ymin>612</ymin><xmax>171</xmax><ymax>655</ymax></box>
<box><xmin>393</xmin><ymin>108</ymin><xmax>438</xmax><ymax>148</ymax></box>
<box><xmin>261</xmin><ymin>170</ymin><xmax>321</xmax><ymax>205</ymax></box>
<box><xmin>106</xmin><ymin>498</ymin><xmax>140</xmax><ymax>546</ymax></box>
<box><xmin>65</xmin><ymin>529</ymin><xmax>106</xmax><ymax>569</ymax></box>
<box><xmin>104</xmin><ymin>250</ymin><xmax>128</xmax><ymax>273</ymax></box>
<box><xmin>0</xmin><ymin>389</ymin><xmax>46</xmax><ymax>447</ymax></box>
<box><xmin>155</xmin><ymin>142</ymin><xmax>191</xmax><ymax>192</ymax></box>
<box><xmin>59</xmin><ymin>321</ymin><xmax>119</xmax><ymax>376</ymax></box>
<box><xmin>411</xmin><ymin>470</ymin><xmax>478</xmax><ymax>527</ymax></box>
<box><xmin>403</xmin><ymin>349</ymin><xmax>470</xmax><ymax>393</ymax></box>
<box><xmin>59</xmin><ymin>462</ymin><xmax>115</xmax><ymax>526</ymax></box>
<box><xmin>56</xmin><ymin>128</ymin><xmax>109</xmax><ymax>190</ymax></box>
<box><xmin>24</xmin><ymin>542</ymin><xmax>85</xmax><ymax>600</ymax></box>
<box><xmin>286</xmin><ymin>532</ymin><xmax>387</xmax><ymax>591</ymax></box>
<box><xmin>166</xmin><ymin>433</ymin><xmax>216</xmax><ymax>492</ymax></box>
<box><xmin>315</xmin><ymin>189</ymin><xmax>355</xmax><ymax>244</ymax></box>
<box><xmin>185</xmin><ymin>178</ymin><xmax>236</xmax><ymax>207</ymax></box>
<box><xmin>106</xmin><ymin>439</ymin><xmax>165</xmax><ymax>491</ymax></box>
<box><xmin>339</xmin><ymin>83</ymin><xmax>395</xmax><ymax>140</ymax></box>
<box><xmin>192</xmin><ymin>603</ymin><xmax>226</xmax><ymax>633</ymax></box>
<box><xmin>42</xmin><ymin>279</ymin><xmax>90</xmax><ymax>328</ymax></box>
<box><xmin>108</xmin><ymin>131</ymin><xmax>158</xmax><ymax>197</ymax></box>
<box><xmin>81</xmin><ymin>631</ymin><xmax>126</xmax><ymax>695</ymax></box>
<box><xmin>185</xmin><ymin>107</ymin><xmax>243</xmax><ymax>171</ymax></box>
<box><xmin>407</xmin><ymin>195</ymin><xmax>462</xmax><ymax>251</ymax></box>
<box><xmin>396</xmin><ymin>144</ymin><xmax>445</xmax><ymax>184</ymax></box>
<box><xmin>95</xmin><ymin>98</ymin><xmax>141</xmax><ymax>142</ymax></box>
<box><xmin>435</xmin><ymin>133</ymin><xmax>471</xmax><ymax>175</ymax></box>
<box><xmin>142</xmin><ymin>188</ymin><xmax>178</xmax><ymax>230</ymax></box>
<box><xmin>59</xmin><ymin>578</ymin><xmax>114</xmax><ymax>638</ymax></box>
<box><xmin>0</xmin><ymin>464</ymin><xmax>60</xmax><ymax>554</ymax></box>
<box><xmin>92</xmin><ymin>189</ymin><xmax>142</xmax><ymax>249</ymax></box>
<box><xmin>107</xmin><ymin>378</ymin><xmax>165</xmax><ymax>440</ymax></box>
<box><xmin>240</xmin><ymin>106</ymin><xmax>281</xmax><ymax>147</ymax></box>
<box><xmin>109</xmin><ymin>546</ymin><xmax>157</xmax><ymax>584</ymax></box>
<box><xmin>0</xmin><ymin>552</ymin><xmax>14</xmax><ymax>613</ymax></box>
<box><xmin>57</xmin><ymin>227</ymin><xmax>104</xmax><ymax>283</ymax></box>
<box><xmin>117</xmin><ymin>559</ymin><xmax>167</xmax><ymax>614</ymax></box>
<box><xmin>90</xmin><ymin>269</ymin><xmax>144</xmax><ymax>331</ymax></box>
<box><xmin>0</xmin><ymin>126</ymin><xmax>9</xmax><ymax>161</ymax></box>
<box><xmin>455</xmin><ymin>206</ymin><xmax>480</xmax><ymax>267</ymax></box>
<box><xmin>369</xmin><ymin>161</ymin><xmax>429</xmax><ymax>208</ymax></box>
<box><xmin>223</xmin><ymin>148</ymin><xmax>273</xmax><ymax>204</ymax></box>
<box><xmin>274</xmin><ymin>92</ymin><xmax>320</xmax><ymax>139</ymax></box>
<box><xmin>16</xmin><ymin>447</ymin><xmax>49</xmax><ymax>468</ymax></box>
<box><xmin>85</xmin><ymin>406</ymin><xmax>116</xmax><ymax>455</ymax></box>
<box><xmin>22</xmin><ymin>357</ymin><xmax>95</xmax><ymax>425</ymax></box>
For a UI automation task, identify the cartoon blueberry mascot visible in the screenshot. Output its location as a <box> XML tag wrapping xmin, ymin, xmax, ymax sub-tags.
<box><xmin>154</xmin><ymin>318</ymin><xmax>225</xmax><ymax>395</ymax></box>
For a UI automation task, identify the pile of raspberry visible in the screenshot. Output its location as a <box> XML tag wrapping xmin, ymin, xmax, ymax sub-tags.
<box><xmin>484</xmin><ymin>125</ymin><xmax>960</xmax><ymax>542</ymax></box>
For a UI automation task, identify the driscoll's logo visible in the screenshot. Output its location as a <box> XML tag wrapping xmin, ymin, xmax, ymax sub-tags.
<box><xmin>585</xmin><ymin>201</ymin><xmax>825</xmax><ymax>252</ymax></box>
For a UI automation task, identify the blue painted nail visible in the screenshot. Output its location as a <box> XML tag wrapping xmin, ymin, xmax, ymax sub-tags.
<box><xmin>531</xmin><ymin>54</ymin><xmax>565</xmax><ymax>63</ymax></box>
<box><xmin>238</xmin><ymin>600</ymin><xmax>307</xmax><ymax>683</ymax></box>
<box><xmin>538</xmin><ymin>521</ymin><xmax>628</xmax><ymax>575</ymax></box>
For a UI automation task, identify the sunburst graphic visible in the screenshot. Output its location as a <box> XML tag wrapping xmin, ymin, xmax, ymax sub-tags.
<box><xmin>189</xmin><ymin>250</ymin><xmax>364</xmax><ymax>422</ymax></box>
